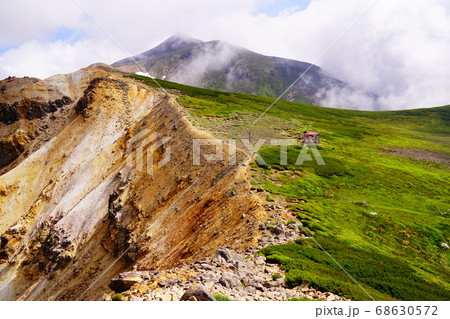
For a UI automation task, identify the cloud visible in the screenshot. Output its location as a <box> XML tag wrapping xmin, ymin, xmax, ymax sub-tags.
<box><xmin>0</xmin><ymin>0</ymin><xmax>449</xmax><ymax>110</ymax></box>
<box><xmin>171</xmin><ymin>41</ymin><xmax>242</xmax><ymax>87</ymax></box>
<box><xmin>314</xmin><ymin>86</ymin><xmax>380</xmax><ymax>111</ymax></box>
<box><xmin>0</xmin><ymin>39</ymin><xmax>123</xmax><ymax>79</ymax></box>
<box><xmin>0</xmin><ymin>0</ymin><xmax>87</xmax><ymax>47</ymax></box>
<box><xmin>315</xmin><ymin>0</ymin><xmax>450</xmax><ymax>109</ymax></box>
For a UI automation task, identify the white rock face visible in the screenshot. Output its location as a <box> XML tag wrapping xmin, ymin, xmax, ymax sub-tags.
<box><xmin>0</xmin><ymin>68</ymin><xmax>159</xmax><ymax>300</ymax></box>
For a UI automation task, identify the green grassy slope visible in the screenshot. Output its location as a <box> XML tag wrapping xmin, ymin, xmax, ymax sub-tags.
<box><xmin>131</xmin><ymin>75</ymin><xmax>450</xmax><ymax>301</ymax></box>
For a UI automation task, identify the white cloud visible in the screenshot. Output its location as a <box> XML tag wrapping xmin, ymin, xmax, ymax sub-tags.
<box><xmin>171</xmin><ymin>41</ymin><xmax>242</xmax><ymax>87</ymax></box>
<box><xmin>315</xmin><ymin>0</ymin><xmax>450</xmax><ymax>109</ymax></box>
<box><xmin>0</xmin><ymin>0</ymin><xmax>87</xmax><ymax>47</ymax></box>
<box><xmin>0</xmin><ymin>39</ymin><xmax>123</xmax><ymax>79</ymax></box>
<box><xmin>0</xmin><ymin>0</ymin><xmax>449</xmax><ymax>110</ymax></box>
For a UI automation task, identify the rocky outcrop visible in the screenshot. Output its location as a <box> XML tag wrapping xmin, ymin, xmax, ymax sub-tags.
<box><xmin>0</xmin><ymin>139</ymin><xmax>24</xmax><ymax>167</ymax></box>
<box><xmin>0</xmin><ymin>103</ymin><xmax>20</xmax><ymax>124</ymax></box>
<box><xmin>0</xmin><ymin>96</ymin><xmax>73</xmax><ymax>125</ymax></box>
<box><xmin>0</xmin><ymin>129</ymin><xmax>32</xmax><ymax>168</ymax></box>
<box><xmin>75</xmin><ymin>77</ymin><xmax>127</xmax><ymax>117</ymax></box>
<box><xmin>0</xmin><ymin>75</ymin><xmax>79</xmax><ymax>174</ymax></box>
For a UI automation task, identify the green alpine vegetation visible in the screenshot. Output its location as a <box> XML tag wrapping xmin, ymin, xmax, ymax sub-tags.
<box><xmin>214</xmin><ymin>294</ymin><xmax>233</xmax><ymax>301</ymax></box>
<box><xmin>131</xmin><ymin>74</ymin><xmax>450</xmax><ymax>301</ymax></box>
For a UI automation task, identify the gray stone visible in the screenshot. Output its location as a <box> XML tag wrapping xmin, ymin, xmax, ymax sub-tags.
<box><xmin>200</xmin><ymin>263</ymin><xmax>215</xmax><ymax>271</ymax></box>
<box><xmin>270</xmin><ymin>225</ymin><xmax>284</xmax><ymax>236</ymax></box>
<box><xmin>247</xmin><ymin>279</ymin><xmax>265</xmax><ymax>292</ymax></box>
<box><xmin>255</xmin><ymin>256</ymin><xmax>266</xmax><ymax>265</ymax></box>
<box><xmin>212</xmin><ymin>247</ymin><xmax>242</xmax><ymax>265</ymax></box>
<box><xmin>129</xmin><ymin>295</ymin><xmax>144</xmax><ymax>301</ymax></box>
<box><xmin>180</xmin><ymin>284</ymin><xmax>215</xmax><ymax>301</ymax></box>
<box><xmin>241</xmin><ymin>276</ymin><xmax>251</xmax><ymax>286</ymax></box>
<box><xmin>219</xmin><ymin>273</ymin><xmax>242</xmax><ymax>289</ymax></box>
<box><xmin>159</xmin><ymin>278</ymin><xmax>182</xmax><ymax>287</ymax></box>
<box><xmin>244</xmin><ymin>286</ymin><xmax>256</xmax><ymax>294</ymax></box>
<box><xmin>263</xmin><ymin>278</ymin><xmax>285</xmax><ymax>288</ymax></box>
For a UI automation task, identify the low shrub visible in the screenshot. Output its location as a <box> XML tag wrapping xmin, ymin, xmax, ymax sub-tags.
<box><xmin>112</xmin><ymin>293</ymin><xmax>123</xmax><ymax>301</ymax></box>
<box><xmin>314</xmin><ymin>158</ymin><xmax>347</xmax><ymax>178</ymax></box>
<box><xmin>214</xmin><ymin>294</ymin><xmax>232</xmax><ymax>301</ymax></box>
<box><xmin>287</xmin><ymin>297</ymin><xmax>317</xmax><ymax>301</ymax></box>
<box><xmin>265</xmin><ymin>254</ymin><xmax>292</xmax><ymax>265</ymax></box>
<box><xmin>260</xmin><ymin>238</ymin><xmax>450</xmax><ymax>301</ymax></box>
<box><xmin>272</xmin><ymin>273</ymin><xmax>281</xmax><ymax>280</ymax></box>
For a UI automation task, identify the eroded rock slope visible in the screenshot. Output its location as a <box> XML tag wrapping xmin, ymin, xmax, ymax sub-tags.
<box><xmin>0</xmin><ymin>68</ymin><xmax>266</xmax><ymax>300</ymax></box>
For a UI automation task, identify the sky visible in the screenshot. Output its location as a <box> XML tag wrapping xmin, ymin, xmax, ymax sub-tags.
<box><xmin>0</xmin><ymin>0</ymin><xmax>449</xmax><ymax>110</ymax></box>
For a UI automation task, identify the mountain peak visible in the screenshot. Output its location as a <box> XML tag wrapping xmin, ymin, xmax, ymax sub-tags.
<box><xmin>164</xmin><ymin>33</ymin><xmax>203</xmax><ymax>46</ymax></box>
<box><xmin>151</xmin><ymin>34</ymin><xmax>203</xmax><ymax>55</ymax></box>
<box><xmin>113</xmin><ymin>34</ymin><xmax>203</xmax><ymax>66</ymax></box>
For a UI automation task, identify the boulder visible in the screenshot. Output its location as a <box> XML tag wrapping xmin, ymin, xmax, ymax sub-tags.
<box><xmin>109</xmin><ymin>271</ymin><xmax>151</xmax><ymax>293</ymax></box>
<box><xmin>212</xmin><ymin>247</ymin><xmax>243</xmax><ymax>267</ymax></box>
<box><xmin>180</xmin><ymin>284</ymin><xmax>215</xmax><ymax>301</ymax></box>
<box><xmin>263</xmin><ymin>277</ymin><xmax>285</xmax><ymax>288</ymax></box>
<box><xmin>213</xmin><ymin>247</ymin><xmax>242</xmax><ymax>263</ymax></box>
<box><xmin>219</xmin><ymin>273</ymin><xmax>242</xmax><ymax>289</ymax></box>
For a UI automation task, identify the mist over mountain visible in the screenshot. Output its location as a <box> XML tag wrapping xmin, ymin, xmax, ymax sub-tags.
<box><xmin>113</xmin><ymin>35</ymin><xmax>379</xmax><ymax>110</ymax></box>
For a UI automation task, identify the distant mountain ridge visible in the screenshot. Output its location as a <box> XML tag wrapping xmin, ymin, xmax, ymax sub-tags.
<box><xmin>114</xmin><ymin>35</ymin><xmax>204</xmax><ymax>66</ymax></box>
<box><xmin>113</xmin><ymin>34</ymin><xmax>378</xmax><ymax>108</ymax></box>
